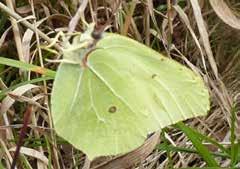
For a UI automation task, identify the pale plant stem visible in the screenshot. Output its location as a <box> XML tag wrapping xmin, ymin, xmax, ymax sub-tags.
<box><xmin>0</xmin><ymin>2</ymin><xmax>62</xmax><ymax>51</ymax></box>
<box><xmin>167</xmin><ymin>0</ymin><xmax>173</xmax><ymax>34</ymax></box>
<box><xmin>144</xmin><ymin>3</ymin><xmax>150</xmax><ymax>46</ymax></box>
<box><xmin>30</xmin><ymin>1</ymin><xmax>58</xmax><ymax>168</ymax></box>
<box><xmin>0</xmin><ymin>139</ymin><xmax>12</xmax><ymax>168</ymax></box>
<box><xmin>68</xmin><ymin>0</ymin><xmax>89</xmax><ymax>33</ymax></box>
<box><xmin>31</xmin><ymin>1</ymin><xmax>60</xmax><ymax>168</ymax></box>
<box><xmin>122</xmin><ymin>0</ymin><xmax>137</xmax><ymax>36</ymax></box>
<box><xmin>5</xmin><ymin>0</ymin><xmax>24</xmax><ymax>62</ymax></box>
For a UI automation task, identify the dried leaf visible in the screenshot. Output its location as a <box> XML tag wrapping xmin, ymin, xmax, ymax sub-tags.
<box><xmin>22</xmin><ymin>29</ymin><xmax>34</xmax><ymax>63</ymax></box>
<box><xmin>0</xmin><ymin>84</ymin><xmax>39</xmax><ymax>115</ymax></box>
<box><xmin>210</xmin><ymin>0</ymin><xmax>240</xmax><ymax>30</ymax></box>
<box><xmin>9</xmin><ymin>146</ymin><xmax>49</xmax><ymax>166</ymax></box>
<box><xmin>0</xmin><ymin>27</ymin><xmax>11</xmax><ymax>48</ymax></box>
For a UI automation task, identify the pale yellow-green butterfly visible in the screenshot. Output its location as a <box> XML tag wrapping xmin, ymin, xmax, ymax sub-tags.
<box><xmin>51</xmin><ymin>24</ymin><xmax>210</xmax><ymax>160</ymax></box>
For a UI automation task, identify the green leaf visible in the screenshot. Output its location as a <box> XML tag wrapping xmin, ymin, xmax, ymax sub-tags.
<box><xmin>51</xmin><ymin>32</ymin><xmax>210</xmax><ymax>160</ymax></box>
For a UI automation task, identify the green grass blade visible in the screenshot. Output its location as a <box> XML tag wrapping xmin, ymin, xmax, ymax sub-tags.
<box><xmin>161</xmin><ymin>130</ymin><xmax>173</xmax><ymax>168</ymax></box>
<box><xmin>181</xmin><ymin>167</ymin><xmax>234</xmax><ymax>169</ymax></box>
<box><xmin>176</xmin><ymin>122</ymin><xmax>219</xmax><ymax>167</ymax></box>
<box><xmin>0</xmin><ymin>76</ymin><xmax>53</xmax><ymax>99</ymax></box>
<box><xmin>230</xmin><ymin>104</ymin><xmax>239</xmax><ymax>166</ymax></box>
<box><xmin>157</xmin><ymin>143</ymin><xmax>230</xmax><ymax>158</ymax></box>
<box><xmin>175</xmin><ymin>121</ymin><xmax>229</xmax><ymax>156</ymax></box>
<box><xmin>0</xmin><ymin>57</ymin><xmax>55</xmax><ymax>77</ymax></box>
<box><xmin>19</xmin><ymin>155</ymin><xmax>33</xmax><ymax>169</ymax></box>
<box><xmin>0</xmin><ymin>162</ymin><xmax>4</xmax><ymax>169</ymax></box>
<box><xmin>45</xmin><ymin>135</ymin><xmax>53</xmax><ymax>169</ymax></box>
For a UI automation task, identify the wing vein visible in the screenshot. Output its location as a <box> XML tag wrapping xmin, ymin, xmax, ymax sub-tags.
<box><xmin>88</xmin><ymin>63</ymin><xmax>149</xmax><ymax>137</ymax></box>
<box><xmin>69</xmin><ymin>69</ymin><xmax>83</xmax><ymax>114</ymax></box>
<box><xmin>88</xmin><ymin>77</ymin><xmax>105</xmax><ymax>122</ymax></box>
<box><xmin>135</xmin><ymin>60</ymin><xmax>189</xmax><ymax>120</ymax></box>
<box><xmin>87</xmin><ymin>64</ymin><xmax>139</xmax><ymax>118</ymax></box>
